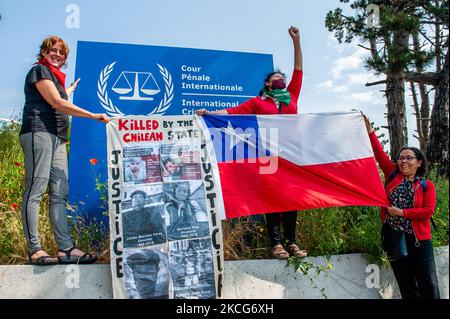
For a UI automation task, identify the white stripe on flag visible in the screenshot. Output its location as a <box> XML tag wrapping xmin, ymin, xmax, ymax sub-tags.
<box><xmin>257</xmin><ymin>111</ymin><xmax>373</xmax><ymax>165</ymax></box>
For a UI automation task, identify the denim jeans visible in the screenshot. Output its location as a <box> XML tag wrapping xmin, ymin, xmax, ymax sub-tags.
<box><xmin>20</xmin><ymin>132</ymin><xmax>73</xmax><ymax>255</ymax></box>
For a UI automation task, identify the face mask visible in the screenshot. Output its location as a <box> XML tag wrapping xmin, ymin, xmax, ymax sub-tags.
<box><xmin>270</xmin><ymin>79</ymin><xmax>286</xmax><ymax>90</ymax></box>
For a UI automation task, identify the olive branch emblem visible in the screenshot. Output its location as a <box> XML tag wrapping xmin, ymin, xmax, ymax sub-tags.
<box><xmin>97</xmin><ymin>62</ymin><xmax>173</xmax><ymax>116</ymax></box>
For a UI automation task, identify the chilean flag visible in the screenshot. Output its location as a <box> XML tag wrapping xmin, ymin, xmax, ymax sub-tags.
<box><xmin>196</xmin><ymin>112</ymin><xmax>389</xmax><ymax>219</ymax></box>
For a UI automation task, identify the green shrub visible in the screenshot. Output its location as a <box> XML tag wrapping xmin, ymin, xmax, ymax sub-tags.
<box><xmin>0</xmin><ymin>123</ymin><xmax>108</xmax><ymax>263</ymax></box>
<box><xmin>430</xmin><ymin>171</ymin><xmax>449</xmax><ymax>247</ymax></box>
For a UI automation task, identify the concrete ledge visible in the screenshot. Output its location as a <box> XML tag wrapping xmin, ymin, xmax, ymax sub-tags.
<box><xmin>0</xmin><ymin>246</ymin><xmax>447</xmax><ymax>299</ymax></box>
<box><xmin>223</xmin><ymin>246</ymin><xmax>448</xmax><ymax>299</ymax></box>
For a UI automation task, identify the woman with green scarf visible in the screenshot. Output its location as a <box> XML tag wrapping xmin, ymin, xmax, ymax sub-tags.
<box><xmin>196</xmin><ymin>26</ymin><xmax>306</xmax><ymax>259</ymax></box>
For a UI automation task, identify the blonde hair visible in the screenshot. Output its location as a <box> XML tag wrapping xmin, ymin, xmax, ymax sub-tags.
<box><xmin>37</xmin><ymin>36</ymin><xmax>70</xmax><ymax>68</ymax></box>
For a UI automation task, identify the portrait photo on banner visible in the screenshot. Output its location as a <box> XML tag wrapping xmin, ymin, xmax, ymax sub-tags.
<box><xmin>123</xmin><ymin>247</ymin><xmax>170</xmax><ymax>299</ymax></box>
<box><xmin>169</xmin><ymin>238</ymin><xmax>216</xmax><ymax>299</ymax></box>
<box><xmin>163</xmin><ymin>180</ymin><xmax>209</xmax><ymax>241</ymax></box>
<box><xmin>123</xmin><ymin>144</ymin><xmax>162</xmax><ymax>184</ymax></box>
<box><xmin>121</xmin><ymin>184</ymin><xmax>167</xmax><ymax>248</ymax></box>
<box><xmin>160</xmin><ymin>143</ymin><xmax>201</xmax><ymax>182</ymax></box>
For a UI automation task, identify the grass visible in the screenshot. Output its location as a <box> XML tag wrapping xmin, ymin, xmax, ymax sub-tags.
<box><xmin>221</xmin><ymin>206</ymin><xmax>386</xmax><ymax>262</ymax></box>
<box><xmin>0</xmin><ymin>122</ymin><xmax>448</xmax><ymax>265</ymax></box>
<box><xmin>0</xmin><ymin>123</ymin><xmax>109</xmax><ymax>264</ymax></box>
<box><xmin>429</xmin><ymin>171</ymin><xmax>450</xmax><ymax>248</ymax></box>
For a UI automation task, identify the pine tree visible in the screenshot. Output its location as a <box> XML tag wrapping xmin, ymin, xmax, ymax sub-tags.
<box><xmin>326</xmin><ymin>0</ymin><xmax>448</xmax><ymax>169</ymax></box>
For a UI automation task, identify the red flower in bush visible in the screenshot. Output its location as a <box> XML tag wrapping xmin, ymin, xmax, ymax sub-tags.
<box><xmin>11</xmin><ymin>203</ymin><xmax>19</xmax><ymax>210</ymax></box>
<box><xmin>14</xmin><ymin>162</ymin><xmax>21</xmax><ymax>167</ymax></box>
<box><xmin>89</xmin><ymin>158</ymin><xmax>98</xmax><ymax>165</ymax></box>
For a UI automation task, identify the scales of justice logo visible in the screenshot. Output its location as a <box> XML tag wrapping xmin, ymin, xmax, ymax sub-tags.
<box><xmin>97</xmin><ymin>62</ymin><xmax>174</xmax><ymax>116</ymax></box>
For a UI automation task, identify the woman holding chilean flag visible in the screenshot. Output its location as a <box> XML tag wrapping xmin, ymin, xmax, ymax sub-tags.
<box><xmin>364</xmin><ymin>114</ymin><xmax>440</xmax><ymax>299</ymax></box>
<box><xmin>196</xmin><ymin>26</ymin><xmax>307</xmax><ymax>259</ymax></box>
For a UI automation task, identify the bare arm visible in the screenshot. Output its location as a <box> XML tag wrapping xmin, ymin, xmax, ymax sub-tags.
<box><xmin>289</xmin><ymin>26</ymin><xmax>303</xmax><ymax>71</ymax></box>
<box><xmin>36</xmin><ymin>79</ymin><xmax>109</xmax><ymax>123</ymax></box>
<box><xmin>66</xmin><ymin>78</ymin><xmax>80</xmax><ymax>96</ymax></box>
<box><xmin>362</xmin><ymin>113</ymin><xmax>374</xmax><ymax>134</ymax></box>
<box><xmin>195</xmin><ymin>109</ymin><xmax>228</xmax><ymax>115</ymax></box>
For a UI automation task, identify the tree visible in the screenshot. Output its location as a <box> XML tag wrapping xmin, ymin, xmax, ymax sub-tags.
<box><xmin>402</xmin><ymin>1</ymin><xmax>448</xmax><ymax>176</ymax></box>
<box><xmin>427</xmin><ymin>48</ymin><xmax>449</xmax><ymax>176</ymax></box>
<box><xmin>326</xmin><ymin>0</ymin><xmax>449</xmax><ymax>175</ymax></box>
<box><xmin>326</xmin><ymin>0</ymin><xmax>424</xmax><ymax>157</ymax></box>
<box><xmin>409</xmin><ymin>30</ymin><xmax>431</xmax><ymax>151</ymax></box>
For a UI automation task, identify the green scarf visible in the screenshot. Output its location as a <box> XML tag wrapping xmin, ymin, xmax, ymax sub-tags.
<box><xmin>263</xmin><ymin>88</ymin><xmax>291</xmax><ymax>107</ymax></box>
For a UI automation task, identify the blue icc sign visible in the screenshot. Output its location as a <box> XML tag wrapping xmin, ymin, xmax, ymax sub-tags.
<box><xmin>70</xmin><ymin>41</ymin><xmax>273</xmax><ymax>221</ymax></box>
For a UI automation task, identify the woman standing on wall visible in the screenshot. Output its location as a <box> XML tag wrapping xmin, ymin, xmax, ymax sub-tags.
<box><xmin>20</xmin><ymin>36</ymin><xmax>109</xmax><ymax>265</ymax></box>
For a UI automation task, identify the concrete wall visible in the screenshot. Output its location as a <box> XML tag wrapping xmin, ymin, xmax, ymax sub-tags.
<box><xmin>0</xmin><ymin>246</ymin><xmax>447</xmax><ymax>299</ymax></box>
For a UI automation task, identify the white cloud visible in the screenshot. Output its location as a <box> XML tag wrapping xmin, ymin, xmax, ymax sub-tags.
<box><xmin>346</xmin><ymin>72</ymin><xmax>385</xmax><ymax>86</ymax></box>
<box><xmin>331</xmin><ymin>47</ymin><xmax>368</xmax><ymax>79</ymax></box>
<box><xmin>315</xmin><ymin>80</ymin><xmax>349</xmax><ymax>93</ymax></box>
<box><xmin>339</xmin><ymin>91</ymin><xmax>384</xmax><ymax>106</ymax></box>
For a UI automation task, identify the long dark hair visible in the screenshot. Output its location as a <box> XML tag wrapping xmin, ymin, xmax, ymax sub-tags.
<box><xmin>258</xmin><ymin>70</ymin><xmax>286</xmax><ymax>96</ymax></box>
<box><xmin>395</xmin><ymin>147</ymin><xmax>428</xmax><ymax>178</ymax></box>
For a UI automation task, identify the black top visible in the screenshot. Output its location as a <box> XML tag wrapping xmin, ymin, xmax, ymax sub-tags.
<box><xmin>387</xmin><ymin>177</ymin><xmax>415</xmax><ymax>234</ymax></box>
<box><xmin>20</xmin><ymin>64</ymin><xmax>69</xmax><ymax>140</ymax></box>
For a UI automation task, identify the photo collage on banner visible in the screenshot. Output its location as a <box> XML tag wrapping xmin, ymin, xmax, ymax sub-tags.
<box><xmin>123</xmin><ymin>145</ymin><xmax>162</xmax><ymax>184</ymax></box>
<box><xmin>107</xmin><ymin>116</ymin><xmax>222</xmax><ymax>299</ymax></box>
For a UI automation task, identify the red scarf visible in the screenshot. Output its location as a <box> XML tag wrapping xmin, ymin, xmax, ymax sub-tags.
<box><xmin>36</xmin><ymin>58</ymin><xmax>66</xmax><ymax>91</ymax></box>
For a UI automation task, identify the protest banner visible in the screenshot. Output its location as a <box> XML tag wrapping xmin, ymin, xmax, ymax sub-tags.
<box><xmin>107</xmin><ymin>115</ymin><xmax>223</xmax><ymax>299</ymax></box>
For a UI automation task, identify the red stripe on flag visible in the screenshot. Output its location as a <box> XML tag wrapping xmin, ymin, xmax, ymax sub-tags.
<box><xmin>218</xmin><ymin>156</ymin><xmax>388</xmax><ymax>219</ymax></box>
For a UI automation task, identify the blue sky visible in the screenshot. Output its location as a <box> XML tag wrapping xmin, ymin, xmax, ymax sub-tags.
<box><xmin>0</xmin><ymin>0</ymin><xmax>421</xmax><ymax>146</ymax></box>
